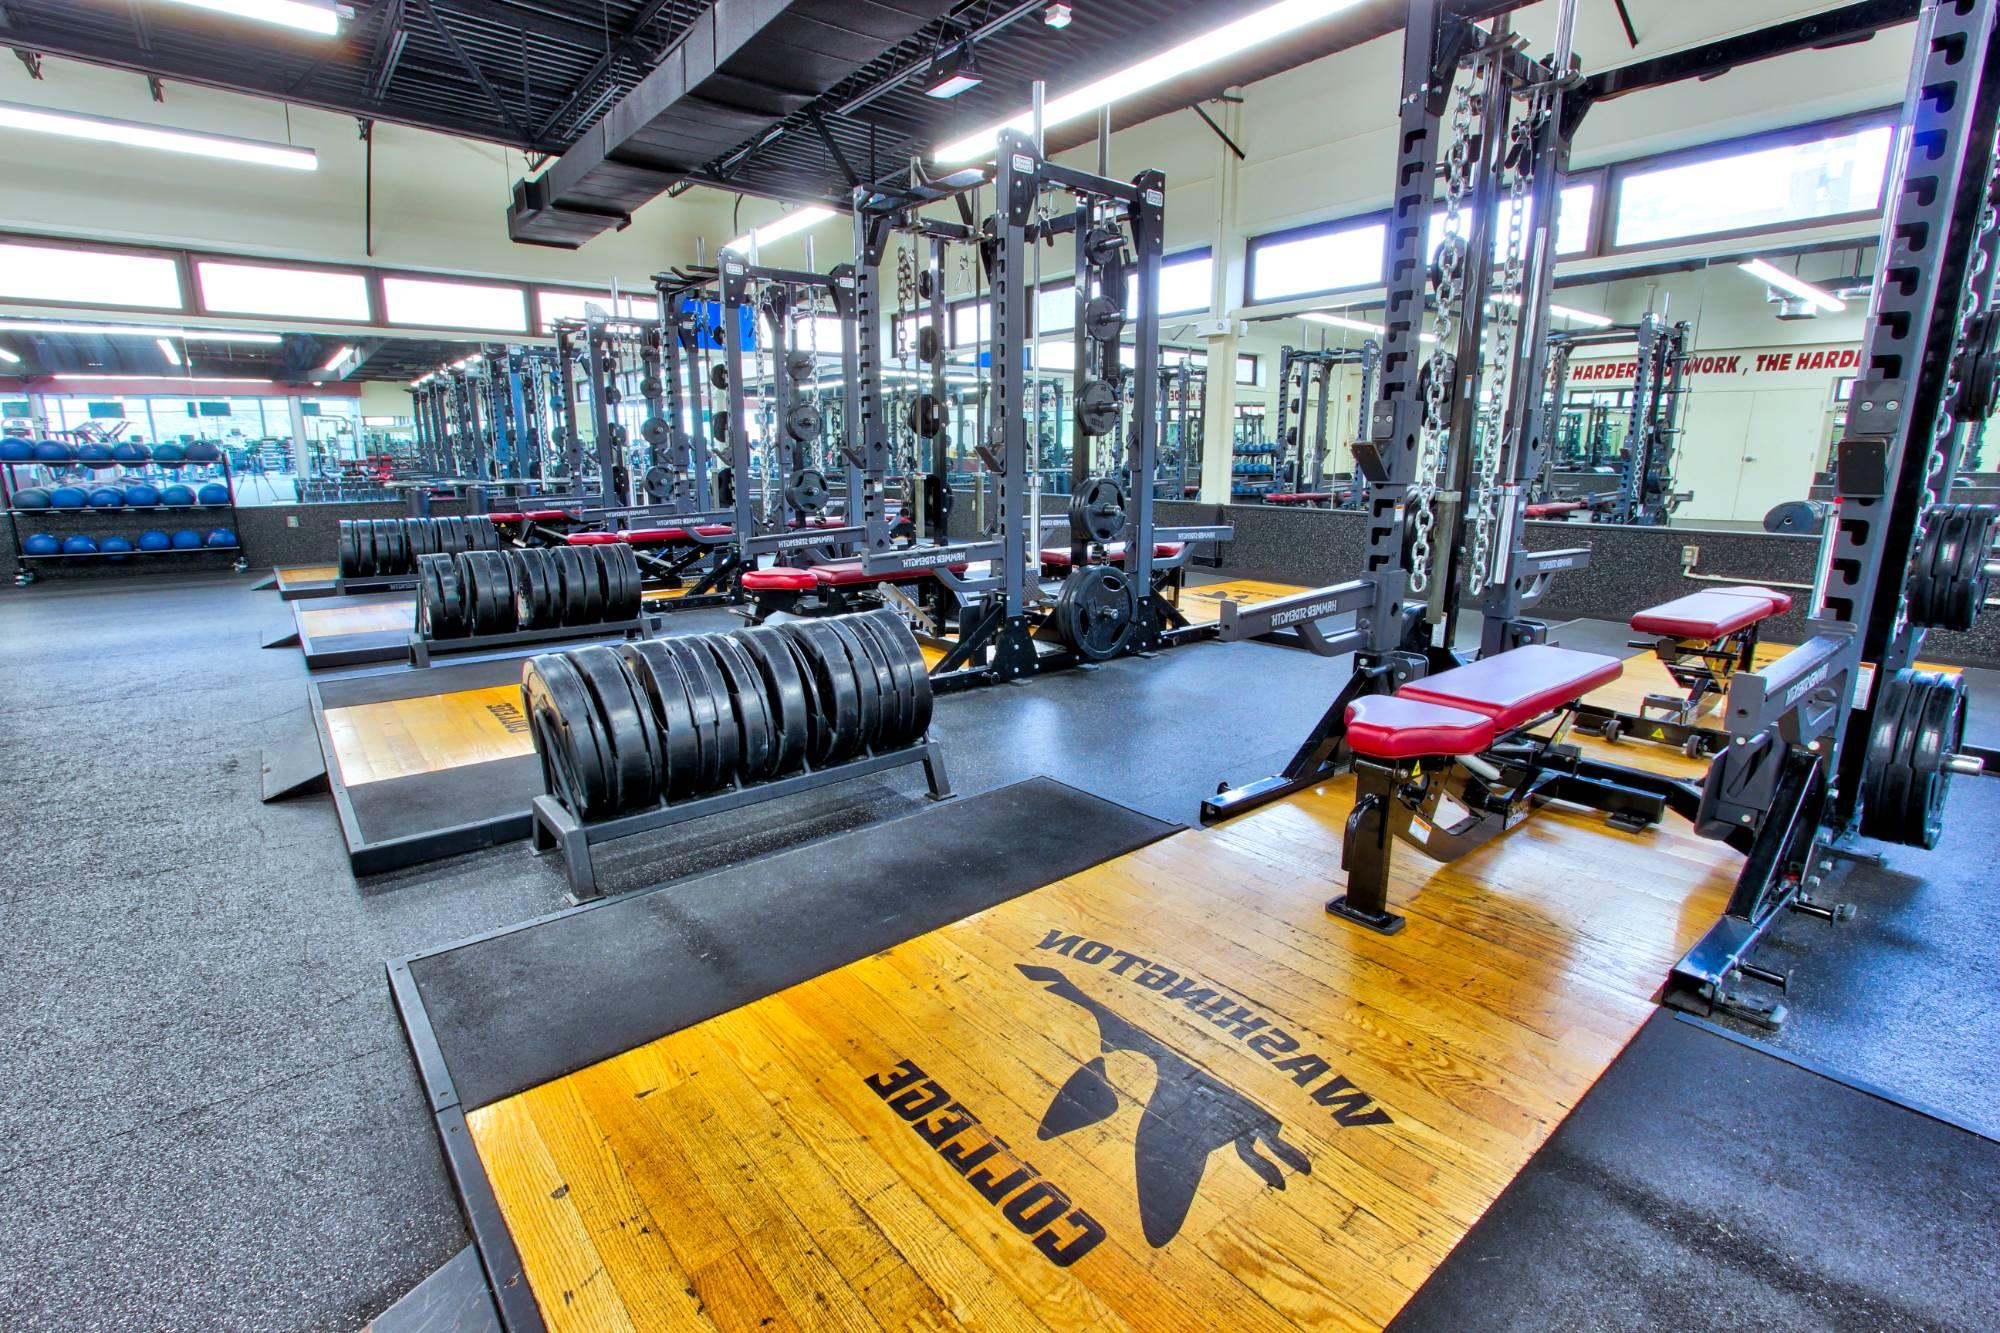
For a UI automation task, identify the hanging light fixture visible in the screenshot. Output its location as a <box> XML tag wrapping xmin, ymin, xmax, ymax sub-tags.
<box><xmin>923</xmin><ymin>40</ymin><xmax>984</xmax><ymax>99</ymax></box>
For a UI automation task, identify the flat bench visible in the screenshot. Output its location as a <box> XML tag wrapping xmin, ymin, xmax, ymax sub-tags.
<box><xmin>1333</xmin><ymin>645</ymin><xmax>1647</xmax><ymax>935</ymax></box>
<box><xmin>1579</xmin><ymin>585</ymin><xmax>1794</xmax><ymax>755</ymax></box>
<box><xmin>1524</xmin><ymin>500</ymin><xmax>1586</xmax><ymax>518</ymax></box>
<box><xmin>566</xmin><ymin>525</ymin><xmax>732</xmax><ymax>547</ymax></box>
<box><xmin>1346</xmin><ymin>645</ymin><xmax>1623</xmax><ymax>759</ymax></box>
<box><xmin>741</xmin><ymin>556</ymin><xmax>969</xmax><ymax>620</ymax></box>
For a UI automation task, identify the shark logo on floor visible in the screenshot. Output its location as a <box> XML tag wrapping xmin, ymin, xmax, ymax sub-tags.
<box><xmin>1015</xmin><ymin>963</ymin><xmax>1311</xmax><ymax>1246</ymax></box>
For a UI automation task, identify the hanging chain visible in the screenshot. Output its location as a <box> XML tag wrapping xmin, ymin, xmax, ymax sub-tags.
<box><xmin>1409</xmin><ymin>76</ymin><xmax>1481</xmax><ymax>594</ymax></box>
<box><xmin>895</xmin><ymin>242</ymin><xmax>916</xmax><ymax>369</ymax></box>
<box><xmin>1468</xmin><ymin>91</ymin><xmax>1541</xmax><ymax>593</ymax></box>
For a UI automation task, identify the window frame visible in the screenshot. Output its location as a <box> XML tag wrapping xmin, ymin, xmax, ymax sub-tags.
<box><xmin>0</xmin><ymin>235</ymin><xmax>189</xmax><ymax>314</ymax></box>
<box><xmin>1244</xmin><ymin>213</ymin><xmax>1390</xmax><ymax>306</ymax></box>
<box><xmin>191</xmin><ymin>254</ymin><xmax>377</xmax><ymax>325</ymax></box>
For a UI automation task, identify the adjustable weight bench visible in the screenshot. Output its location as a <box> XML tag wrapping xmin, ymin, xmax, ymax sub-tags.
<box><xmin>1335</xmin><ymin>644</ymin><xmax>1671</xmax><ymax>933</ymax></box>
<box><xmin>1577</xmin><ymin>585</ymin><xmax>1793</xmax><ymax>758</ymax></box>
<box><xmin>743</xmin><ymin>557</ymin><xmax>969</xmax><ymax>620</ymax></box>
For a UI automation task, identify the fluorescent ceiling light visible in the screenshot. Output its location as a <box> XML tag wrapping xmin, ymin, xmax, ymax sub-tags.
<box><xmin>0</xmin><ymin>100</ymin><xmax>316</xmax><ymax>171</ymax></box>
<box><xmin>1302</xmin><ymin>311</ymin><xmax>1437</xmax><ymax>344</ymax></box>
<box><xmin>321</xmin><ymin>344</ymin><xmax>356</xmax><ymax>373</ymax></box>
<box><xmin>0</xmin><ymin>320</ymin><xmax>282</xmax><ymax>343</ymax></box>
<box><xmin>54</xmin><ymin>374</ymin><xmax>271</xmax><ymax>383</ymax></box>
<box><xmin>156</xmin><ymin>338</ymin><xmax>182</xmax><ymax>366</ymax></box>
<box><xmin>159</xmin><ymin>0</ymin><xmax>340</xmax><ymax>37</ymax></box>
<box><xmin>1740</xmin><ymin>258</ymin><xmax>1844</xmax><ymax>313</ymax></box>
<box><xmin>935</xmin><ymin>0</ymin><xmax>1365</xmax><ymax>163</ymax></box>
<box><xmin>726</xmin><ymin>206</ymin><xmax>836</xmax><ymax>254</ymax></box>
<box><xmin>0</xmin><ymin>346</ymin><xmax>20</xmax><ymax>365</ymax></box>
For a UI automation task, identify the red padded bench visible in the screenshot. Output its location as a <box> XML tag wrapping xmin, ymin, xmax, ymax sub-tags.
<box><xmin>566</xmin><ymin>525</ymin><xmax>732</xmax><ymax>547</ymax></box>
<box><xmin>743</xmin><ymin>567</ymin><xmax>817</xmax><ymax>592</ymax></box>
<box><xmin>812</xmin><ymin>559</ymin><xmax>967</xmax><ymax>586</ymax></box>
<box><xmin>1525</xmin><ymin>500</ymin><xmax>1586</xmax><ymax>518</ymax></box>
<box><xmin>1345</xmin><ymin>645</ymin><xmax>1623</xmax><ymax>759</ymax></box>
<box><xmin>490</xmin><ymin>509</ymin><xmax>571</xmax><ymax>524</ymax></box>
<box><xmin>1039</xmin><ymin>542</ymin><xmax>1185</xmax><ymax>570</ymax></box>
<box><xmin>1266</xmin><ymin>492</ymin><xmax>1333</xmax><ymax>506</ymax></box>
<box><xmin>1631</xmin><ymin>586</ymin><xmax>1792</xmax><ymax>639</ymax></box>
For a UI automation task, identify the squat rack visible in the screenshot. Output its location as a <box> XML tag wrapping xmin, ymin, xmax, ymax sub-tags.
<box><xmin>1542</xmin><ymin>313</ymin><xmax>1691</xmax><ymax>522</ymax></box>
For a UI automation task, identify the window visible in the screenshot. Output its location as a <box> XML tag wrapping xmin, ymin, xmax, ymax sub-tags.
<box><xmin>950</xmin><ymin>300</ymin><xmax>992</xmax><ymax>347</ymax></box>
<box><xmin>1037</xmin><ymin>285</ymin><xmax>1075</xmax><ymax>334</ymax></box>
<box><xmin>1126</xmin><ymin>250</ymin><xmax>1213</xmax><ymax>317</ymax></box>
<box><xmin>1236</xmin><ymin>353</ymin><xmax>1259</xmax><ymax>386</ymax></box>
<box><xmin>382</xmin><ymin>276</ymin><xmax>527</xmax><ymax>332</ymax></box>
<box><xmin>1247</xmin><ymin>219</ymin><xmax>1386</xmax><ymax>303</ymax></box>
<box><xmin>199</xmin><ymin>261</ymin><xmax>369</xmax><ymax>321</ymax></box>
<box><xmin>535</xmin><ymin>288</ymin><xmax>649</xmax><ymax>331</ymax></box>
<box><xmin>0</xmin><ymin>241</ymin><xmax>182</xmax><ymax>308</ymax></box>
<box><xmin>1612</xmin><ymin>121</ymin><xmax>1892</xmax><ymax>248</ymax></box>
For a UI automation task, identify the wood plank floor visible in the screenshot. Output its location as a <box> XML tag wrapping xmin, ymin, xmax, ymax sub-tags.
<box><xmin>297</xmin><ymin>599</ymin><xmax>415</xmax><ymax>638</ymax></box>
<box><xmin>1178</xmin><ymin>578</ymin><xmax>1309</xmax><ymax>626</ymax></box>
<box><xmin>324</xmin><ymin>683</ymin><xmax>534</xmax><ymax>785</ymax></box>
<box><xmin>276</xmin><ymin>563</ymin><xmax>338</xmax><ymax>584</ymax></box>
<box><xmin>468</xmin><ymin>744</ymin><xmax>1738</xmax><ymax>1330</ymax></box>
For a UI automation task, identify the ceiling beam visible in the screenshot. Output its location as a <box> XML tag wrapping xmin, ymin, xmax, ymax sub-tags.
<box><xmin>407</xmin><ymin>0</ymin><xmax>535</xmax><ymax>145</ymax></box>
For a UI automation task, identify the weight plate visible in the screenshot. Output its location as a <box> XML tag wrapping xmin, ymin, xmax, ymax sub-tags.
<box><xmin>732</xmin><ymin>626</ymin><xmax>810</xmax><ymax>779</ymax></box>
<box><xmin>510</xmin><ymin>548</ymin><xmax>553</xmax><ymax>629</ymax></box>
<box><xmin>1078</xmin><ymin>379</ymin><xmax>1119</xmax><ymax>437</ymax></box>
<box><xmin>1055</xmin><ymin>565</ymin><xmax>1137</xmax><ymax>662</ymax></box>
<box><xmin>619</xmin><ymin>641</ymin><xmax>700</xmax><ymax>802</ymax></box>
<box><xmin>338</xmin><ymin>521</ymin><xmax>361</xmax><ymax>578</ymax></box>
<box><xmin>710</xmin><ymin>363</ymin><xmax>729</xmax><ymax>391</ymax></box>
<box><xmin>704</xmin><ymin>635</ymin><xmax>775</xmax><ymax>783</ymax></box>
<box><xmin>404</xmin><ymin>518</ymin><xmax>434</xmax><ymax>561</ymax></box>
<box><xmin>547</xmin><ymin>546</ymin><xmax>589</xmax><ymax>626</ymax></box>
<box><xmin>904</xmin><ymin>393</ymin><xmax>943</xmax><ymax>438</ymax></box>
<box><xmin>923</xmin><ymin>474</ymin><xmax>954</xmax><ymax>530</ymax></box>
<box><xmin>824</xmin><ymin>617</ymin><xmax>887</xmax><ymax>755</ymax></box>
<box><xmin>785</xmin><ymin>401</ymin><xmax>824</xmax><ymax>444</ymax></box>
<box><xmin>1069</xmin><ymin>475</ymin><xmax>1127</xmax><ymax>543</ymax></box>
<box><xmin>1083</xmin><ymin>295</ymin><xmax>1125</xmax><ymax>344</ymax></box>
<box><xmin>711</xmin><ymin>409</ymin><xmax>730</xmax><ymax>443</ymax></box>
<box><xmin>785</xmin><ymin>468</ymin><xmax>830</xmax><ymax>515</ymax></box>
<box><xmin>917</xmin><ymin>325</ymin><xmax>941</xmax><ymax>365</ymax></box>
<box><xmin>839</xmin><ymin>614</ymin><xmax>900</xmax><ymax>751</ymax></box>
<box><xmin>776</xmin><ymin>630</ymin><xmax>828</xmax><ymax>766</ymax></box>
<box><xmin>1084</xmin><ymin>225</ymin><xmax>1123</xmax><ymax>265</ymax></box>
<box><xmin>784</xmin><ymin>621</ymin><xmax>863</xmax><ymax>765</ymax></box>
<box><xmin>570</xmin><ymin>645</ymin><xmax>663</xmax><ymax>815</ymax></box>
<box><xmin>458</xmin><ymin>550</ymin><xmax>514</xmax><ymax>635</ymax></box>
<box><xmin>604</xmin><ymin>542</ymin><xmax>644</xmax><ymax>621</ymax></box>
<box><xmin>522</xmin><ymin>652</ymin><xmax>615</xmax><ymax>821</ymax></box>
<box><xmin>864</xmin><ymin>608</ymin><xmax>933</xmax><ymax>739</ymax></box>
<box><xmin>1907</xmin><ymin>671</ymin><xmax>1964</xmax><ymax>848</ymax></box>
<box><xmin>471</xmin><ymin>516</ymin><xmax>499</xmax><ymax>551</ymax></box>
<box><xmin>641</xmin><ymin>415</ymin><xmax>672</xmax><ymax>446</ymax></box>
<box><xmin>575</xmin><ymin>546</ymin><xmax>609</xmax><ymax>624</ymax></box>
<box><xmin>664</xmin><ymin>636</ymin><xmax>734</xmax><ymax>792</ymax></box>
<box><xmin>787</xmin><ymin>349</ymin><xmax>817</xmax><ymax>383</ymax></box>
<box><xmin>854</xmin><ymin>612</ymin><xmax>919</xmax><ymax>748</ymax></box>
<box><xmin>639</xmin><ymin>375</ymin><xmax>664</xmax><ymax>399</ymax></box>
<box><xmin>1860</xmin><ymin>668</ymin><xmax>1925</xmax><ymax>844</ymax></box>
<box><xmin>417</xmin><ymin>554</ymin><xmax>467</xmax><ymax>639</ymax></box>
<box><xmin>529</xmin><ymin>547</ymin><xmax>561</xmax><ymax>626</ymax></box>
<box><xmin>368</xmin><ymin>520</ymin><xmax>394</xmax><ymax>575</ymax></box>
<box><xmin>916</xmin><ymin>269</ymin><xmax>935</xmax><ymax>301</ymax></box>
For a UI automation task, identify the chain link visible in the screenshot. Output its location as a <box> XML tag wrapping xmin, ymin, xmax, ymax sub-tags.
<box><xmin>1409</xmin><ymin>76</ymin><xmax>1481</xmax><ymax>594</ymax></box>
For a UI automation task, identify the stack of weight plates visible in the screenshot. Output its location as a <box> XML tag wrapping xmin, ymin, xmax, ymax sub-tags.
<box><xmin>337</xmin><ymin>515</ymin><xmax>498</xmax><ymax>579</ymax></box>
<box><xmin>417</xmin><ymin>544</ymin><xmax>644</xmax><ymax>640</ymax></box>
<box><xmin>521</xmin><ymin>608</ymin><xmax>933</xmax><ymax>822</ymax></box>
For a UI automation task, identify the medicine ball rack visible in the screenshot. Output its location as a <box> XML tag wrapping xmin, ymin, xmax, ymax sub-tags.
<box><xmin>525</xmin><ymin>609</ymin><xmax>951</xmax><ymax>899</ymax></box>
<box><xmin>4</xmin><ymin>441</ymin><xmax>248</xmax><ymax>583</ymax></box>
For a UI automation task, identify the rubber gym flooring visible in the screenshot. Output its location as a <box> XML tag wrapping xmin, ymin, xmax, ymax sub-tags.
<box><xmin>0</xmin><ymin>568</ymin><xmax>1996</xmax><ymax>1329</ymax></box>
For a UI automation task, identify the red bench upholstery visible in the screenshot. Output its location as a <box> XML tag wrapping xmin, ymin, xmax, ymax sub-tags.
<box><xmin>1345</xmin><ymin>695</ymin><xmax>1497</xmax><ymax>759</ymax></box>
<box><xmin>491</xmin><ymin>509</ymin><xmax>570</xmax><ymax>524</ymax></box>
<box><xmin>1525</xmin><ymin>500</ymin><xmax>1585</xmax><ymax>518</ymax></box>
<box><xmin>565</xmin><ymin>525</ymin><xmax>732</xmax><ymax>547</ymax></box>
<box><xmin>810</xmin><ymin>560</ymin><xmax>968</xmax><ymax>586</ymax></box>
<box><xmin>1039</xmin><ymin>542</ymin><xmax>1186</xmax><ymax>569</ymax></box>
<box><xmin>743</xmin><ymin>567</ymin><xmax>818</xmax><ymax>592</ymax></box>
<box><xmin>1398</xmin><ymin>645</ymin><xmax>1623</xmax><ymax>732</ymax></box>
<box><xmin>1630</xmin><ymin>586</ymin><xmax>1793</xmax><ymax>639</ymax></box>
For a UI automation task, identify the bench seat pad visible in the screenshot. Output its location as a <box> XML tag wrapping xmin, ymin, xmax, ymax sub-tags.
<box><xmin>1397</xmin><ymin>644</ymin><xmax>1622</xmax><ymax>732</ymax></box>
<box><xmin>1630</xmin><ymin>586</ymin><xmax>1792</xmax><ymax>639</ymax></box>
<box><xmin>742</xmin><ymin>568</ymin><xmax>818</xmax><ymax>592</ymax></box>
<box><xmin>1346</xmin><ymin>695</ymin><xmax>1498</xmax><ymax>759</ymax></box>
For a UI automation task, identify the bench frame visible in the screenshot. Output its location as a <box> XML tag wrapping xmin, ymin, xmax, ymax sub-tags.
<box><xmin>1574</xmin><ymin>613</ymin><xmax>1769</xmax><ymax>759</ymax></box>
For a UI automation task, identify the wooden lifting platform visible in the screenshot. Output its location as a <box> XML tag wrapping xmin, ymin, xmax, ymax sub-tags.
<box><xmin>460</xmin><ymin>736</ymin><xmax>1736</xmax><ymax>1331</ymax></box>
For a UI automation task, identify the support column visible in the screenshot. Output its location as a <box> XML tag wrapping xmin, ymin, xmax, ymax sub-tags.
<box><xmin>1199</xmin><ymin>89</ymin><xmax>1244</xmax><ymax>508</ymax></box>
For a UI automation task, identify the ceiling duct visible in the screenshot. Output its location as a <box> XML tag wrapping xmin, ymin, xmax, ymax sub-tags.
<box><xmin>508</xmin><ymin>0</ymin><xmax>957</xmax><ymax>248</ymax></box>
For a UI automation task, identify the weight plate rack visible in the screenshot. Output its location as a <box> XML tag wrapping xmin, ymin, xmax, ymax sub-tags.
<box><xmin>336</xmin><ymin>514</ymin><xmax>498</xmax><ymax>593</ymax></box>
<box><xmin>409</xmin><ymin>544</ymin><xmax>651</xmax><ymax>666</ymax></box>
<box><xmin>526</xmin><ymin>607</ymin><xmax>952</xmax><ymax>898</ymax></box>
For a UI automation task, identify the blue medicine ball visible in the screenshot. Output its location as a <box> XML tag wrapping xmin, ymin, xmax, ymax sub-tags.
<box><xmin>61</xmin><ymin>534</ymin><xmax>99</xmax><ymax>556</ymax></box>
<box><xmin>152</xmin><ymin>442</ymin><xmax>186</xmax><ymax>467</ymax></box>
<box><xmin>170</xmin><ymin>529</ymin><xmax>203</xmax><ymax>550</ymax></box>
<box><xmin>100</xmin><ymin>534</ymin><xmax>134</xmax><ymax>562</ymax></box>
<box><xmin>184</xmin><ymin>440</ymin><xmax>221</xmax><ymax>462</ymax></box>
<box><xmin>196</xmin><ymin>482</ymin><xmax>230</xmax><ymax>506</ymax></box>
<box><xmin>111</xmin><ymin>440</ymin><xmax>150</xmax><ymax>465</ymax></box>
<box><xmin>14</xmin><ymin>486</ymin><xmax>50</xmax><ymax>509</ymax></box>
<box><xmin>48</xmin><ymin>485</ymin><xmax>88</xmax><ymax>509</ymax></box>
<box><xmin>88</xmin><ymin>486</ymin><xmax>125</xmax><ymax>508</ymax></box>
<box><xmin>124</xmin><ymin>484</ymin><xmax>160</xmax><ymax>508</ymax></box>
<box><xmin>0</xmin><ymin>436</ymin><xmax>32</xmax><ymax>461</ymax></box>
<box><xmin>205</xmin><ymin>528</ymin><xmax>238</xmax><ymax>548</ymax></box>
<box><xmin>21</xmin><ymin>533</ymin><xmax>58</xmax><ymax>556</ymax></box>
<box><xmin>137</xmin><ymin>529</ymin><xmax>171</xmax><ymax>551</ymax></box>
<box><xmin>33</xmin><ymin>439</ymin><xmax>72</xmax><ymax>462</ymax></box>
<box><xmin>160</xmin><ymin>484</ymin><xmax>196</xmax><ymax>508</ymax></box>
<box><xmin>77</xmin><ymin>443</ymin><xmax>115</xmax><ymax>468</ymax></box>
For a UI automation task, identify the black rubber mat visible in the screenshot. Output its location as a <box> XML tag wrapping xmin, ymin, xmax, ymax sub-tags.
<box><xmin>345</xmin><ymin>757</ymin><xmax>541</xmax><ymax>847</ymax></box>
<box><xmin>400</xmin><ymin>777</ymin><xmax>1178</xmax><ymax>1110</ymax></box>
<box><xmin>1393</xmin><ymin>1012</ymin><xmax>2000</xmax><ymax>1331</ymax></box>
